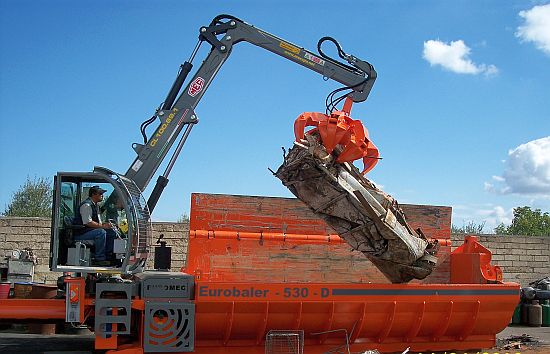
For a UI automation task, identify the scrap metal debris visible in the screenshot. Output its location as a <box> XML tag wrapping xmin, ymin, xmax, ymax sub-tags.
<box><xmin>497</xmin><ymin>333</ymin><xmax>542</xmax><ymax>351</ymax></box>
<box><xmin>275</xmin><ymin>134</ymin><xmax>438</xmax><ymax>283</ymax></box>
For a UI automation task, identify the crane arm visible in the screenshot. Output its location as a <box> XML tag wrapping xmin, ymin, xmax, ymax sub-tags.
<box><xmin>122</xmin><ymin>15</ymin><xmax>377</xmax><ymax>212</ymax></box>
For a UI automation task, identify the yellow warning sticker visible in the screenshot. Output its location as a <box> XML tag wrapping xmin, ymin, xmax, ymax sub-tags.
<box><xmin>279</xmin><ymin>41</ymin><xmax>300</xmax><ymax>54</ymax></box>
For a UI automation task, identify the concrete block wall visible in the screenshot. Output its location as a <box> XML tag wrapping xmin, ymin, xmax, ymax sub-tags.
<box><xmin>0</xmin><ymin>217</ymin><xmax>188</xmax><ymax>284</ymax></box>
<box><xmin>0</xmin><ymin>217</ymin><xmax>52</xmax><ymax>283</ymax></box>
<box><xmin>1</xmin><ymin>217</ymin><xmax>548</xmax><ymax>286</ymax></box>
<box><xmin>147</xmin><ymin>222</ymin><xmax>189</xmax><ymax>271</ymax></box>
<box><xmin>452</xmin><ymin>234</ymin><xmax>550</xmax><ymax>286</ymax></box>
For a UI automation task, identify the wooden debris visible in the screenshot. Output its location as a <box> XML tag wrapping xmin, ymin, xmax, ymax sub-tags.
<box><xmin>275</xmin><ymin>136</ymin><xmax>438</xmax><ymax>283</ymax></box>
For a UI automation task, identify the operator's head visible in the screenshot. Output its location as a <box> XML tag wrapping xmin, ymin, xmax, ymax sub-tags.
<box><xmin>89</xmin><ymin>185</ymin><xmax>107</xmax><ymax>202</ymax></box>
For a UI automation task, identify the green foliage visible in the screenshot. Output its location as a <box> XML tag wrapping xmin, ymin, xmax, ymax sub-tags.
<box><xmin>177</xmin><ymin>213</ymin><xmax>190</xmax><ymax>224</ymax></box>
<box><xmin>452</xmin><ymin>220</ymin><xmax>486</xmax><ymax>234</ymax></box>
<box><xmin>494</xmin><ymin>223</ymin><xmax>507</xmax><ymax>235</ymax></box>
<box><xmin>494</xmin><ymin>206</ymin><xmax>550</xmax><ymax>236</ymax></box>
<box><xmin>2</xmin><ymin>176</ymin><xmax>53</xmax><ymax>217</ymax></box>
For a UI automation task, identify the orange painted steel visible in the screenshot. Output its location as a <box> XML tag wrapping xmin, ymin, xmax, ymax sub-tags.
<box><xmin>192</xmin><ymin>282</ymin><xmax>519</xmax><ymax>353</ymax></box>
<box><xmin>65</xmin><ymin>276</ymin><xmax>86</xmax><ymax>323</ymax></box>
<box><xmin>186</xmin><ymin>232</ymin><xmax>520</xmax><ymax>353</ymax></box>
<box><xmin>0</xmin><ymin>194</ymin><xmax>520</xmax><ymax>354</ymax></box>
<box><xmin>451</xmin><ymin>235</ymin><xmax>503</xmax><ymax>284</ymax></box>
<box><xmin>0</xmin><ymin>299</ymin><xmax>66</xmax><ymax>320</ymax></box>
<box><xmin>294</xmin><ymin>98</ymin><xmax>379</xmax><ymax>174</ymax></box>
<box><xmin>189</xmin><ymin>229</ymin><xmax>452</xmax><ymax>246</ymax></box>
<box><xmin>186</xmin><ymin>193</ymin><xmax>453</xmax><ymax>284</ymax></box>
<box><xmin>188</xmin><ymin>194</ymin><xmax>452</xmax><ymax>240</ymax></box>
<box><xmin>185</xmin><ymin>193</ymin><xmax>520</xmax><ymax>353</ymax></box>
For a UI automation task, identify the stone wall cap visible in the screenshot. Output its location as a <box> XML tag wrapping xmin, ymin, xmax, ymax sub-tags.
<box><xmin>0</xmin><ymin>216</ymin><xmax>51</xmax><ymax>221</ymax></box>
<box><xmin>452</xmin><ymin>233</ymin><xmax>550</xmax><ymax>239</ymax></box>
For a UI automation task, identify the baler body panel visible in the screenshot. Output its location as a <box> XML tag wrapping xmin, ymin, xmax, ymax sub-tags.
<box><xmin>185</xmin><ymin>193</ymin><xmax>519</xmax><ymax>353</ymax></box>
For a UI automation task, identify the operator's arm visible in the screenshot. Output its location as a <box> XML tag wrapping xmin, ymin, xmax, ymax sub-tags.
<box><xmin>80</xmin><ymin>204</ymin><xmax>111</xmax><ymax>229</ymax></box>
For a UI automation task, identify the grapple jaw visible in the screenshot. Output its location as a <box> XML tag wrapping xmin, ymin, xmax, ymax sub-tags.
<box><xmin>293</xmin><ymin>98</ymin><xmax>380</xmax><ymax>174</ymax></box>
<box><xmin>284</xmin><ymin>98</ymin><xmax>439</xmax><ymax>283</ymax></box>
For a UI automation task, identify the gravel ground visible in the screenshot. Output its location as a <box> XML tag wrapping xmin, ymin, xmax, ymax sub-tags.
<box><xmin>0</xmin><ymin>325</ymin><xmax>548</xmax><ymax>354</ymax></box>
<box><xmin>495</xmin><ymin>325</ymin><xmax>550</xmax><ymax>354</ymax></box>
<box><xmin>0</xmin><ymin>331</ymin><xmax>95</xmax><ymax>354</ymax></box>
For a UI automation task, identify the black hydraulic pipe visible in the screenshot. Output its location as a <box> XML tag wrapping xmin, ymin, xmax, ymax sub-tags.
<box><xmin>162</xmin><ymin>62</ymin><xmax>193</xmax><ymax>110</ymax></box>
<box><xmin>146</xmin><ymin>125</ymin><xmax>194</xmax><ymax>213</ymax></box>
<box><xmin>146</xmin><ymin>62</ymin><xmax>193</xmax><ymax>212</ymax></box>
<box><xmin>147</xmin><ymin>175</ymin><xmax>169</xmax><ymax>213</ymax></box>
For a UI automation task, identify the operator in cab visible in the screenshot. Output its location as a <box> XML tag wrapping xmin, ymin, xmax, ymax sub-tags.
<box><xmin>73</xmin><ymin>185</ymin><xmax>113</xmax><ymax>266</ymax></box>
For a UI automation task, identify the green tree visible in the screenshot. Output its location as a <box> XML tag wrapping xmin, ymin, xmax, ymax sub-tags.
<box><xmin>494</xmin><ymin>223</ymin><xmax>507</xmax><ymax>235</ymax></box>
<box><xmin>177</xmin><ymin>213</ymin><xmax>190</xmax><ymax>223</ymax></box>
<box><xmin>2</xmin><ymin>176</ymin><xmax>53</xmax><ymax>217</ymax></box>
<box><xmin>452</xmin><ymin>220</ymin><xmax>486</xmax><ymax>234</ymax></box>
<box><xmin>494</xmin><ymin>206</ymin><xmax>550</xmax><ymax>236</ymax></box>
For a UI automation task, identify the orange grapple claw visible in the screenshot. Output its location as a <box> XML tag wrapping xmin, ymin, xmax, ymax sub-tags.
<box><xmin>294</xmin><ymin>112</ymin><xmax>327</xmax><ymax>140</ymax></box>
<box><xmin>293</xmin><ymin>100</ymin><xmax>380</xmax><ymax>174</ymax></box>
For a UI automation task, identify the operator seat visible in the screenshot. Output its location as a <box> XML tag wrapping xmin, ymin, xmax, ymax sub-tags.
<box><xmin>60</xmin><ymin>216</ymin><xmax>94</xmax><ymax>265</ymax></box>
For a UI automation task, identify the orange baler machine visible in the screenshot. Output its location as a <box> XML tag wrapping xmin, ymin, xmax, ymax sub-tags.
<box><xmin>0</xmin><ymin>193</ymin><xmax>519</xmax><ymax>354</ymax></box>
<box><xmin>184</xmin><ymin>193</ymin><xmax>519</xmax><ymax>354</ymax></box>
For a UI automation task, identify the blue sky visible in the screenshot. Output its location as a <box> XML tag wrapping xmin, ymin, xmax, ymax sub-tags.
<box><xmin>1</xmin><ymin>1</ymin><xmax>549</xmax><ymax>231</ymax></box>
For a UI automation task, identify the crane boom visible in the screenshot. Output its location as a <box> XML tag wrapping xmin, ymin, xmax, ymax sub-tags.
<box><xmin>122</xmin><ymin>15</ymin><xmax>377</xmax><ymax>212</ymax></box>
<box><xmin>48</xmin><ymin>14</ymin><xmax>380</xmax><ymax>276</ymax></box>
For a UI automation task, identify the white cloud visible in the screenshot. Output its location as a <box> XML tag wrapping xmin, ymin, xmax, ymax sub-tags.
<box><xmin>452</xmin><ymin>204</ymin><xmax>514</xmax><ymax>232</ymax></box>
<box><xmin>423</xmin><ymin>39</ymin><xmax>498</xmax><ymax>76</ymax></box>
<box><xmin>516</xmin><ymin>4</ymin><xmax>550</xmax><ymax>56</ymax></box>
<box><xmin>486</xmin><ymin>136</ymin><xmax>550</xmax><ymax>195</ymax></box>
<box><xmin>477</xmin><ymin>206</ymin><xmax>514</xmax><ymax>228</ymax></box>
<box><xmin>484</xmin><ymin>181</ymin><xmax>496</xmax><ymax>193</ymax></box>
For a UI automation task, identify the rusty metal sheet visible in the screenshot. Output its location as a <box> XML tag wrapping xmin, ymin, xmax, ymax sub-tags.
<box><xmin>186</xmin><ymin>193</ymin><xmax>451</xmax><ymax>284</ymax></box>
